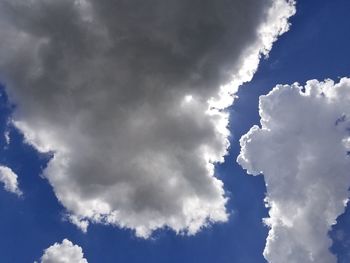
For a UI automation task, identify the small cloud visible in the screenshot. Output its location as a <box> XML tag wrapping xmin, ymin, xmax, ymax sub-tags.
<box><xmin>0</xmin><ymin>165</ymin><xmax>22</xmax><ymax>196</ymax></box>
<box><xmin>39</xmin><ymin>239</ymin><xmax>88</xmax><ymax>263</ymax></box>
<box><xmin>4</xmin><ymin>130</ymin><xmax>10</xmax><ymax>145</ymax></box>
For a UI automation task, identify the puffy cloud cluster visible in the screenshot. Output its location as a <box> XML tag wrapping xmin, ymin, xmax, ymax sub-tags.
<box><xmin>238</xmin><ymin>78</ymin><xmax>350</xmax><ymax>263</ymax></box>
<box><xmin>0</xmin><ymin>165</ymin><xmax>22</xmax><ymax>196</ymax></box>
<box><xmin>39</xmin><ymin>239</ymin><xmax>88</xmax><ymax>263</ymax></box>
<box><xmin>0</xmin><ymin>0</ymin><xmax>295</xmax><ymax>237</ymax></box>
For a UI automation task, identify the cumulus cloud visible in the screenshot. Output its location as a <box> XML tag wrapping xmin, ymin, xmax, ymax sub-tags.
<box><xmin>0</xmin><ymin>165</ymin><xmax>22</xmax><ymax>196</ymax></box>
<box><xmin>39</xmin><ymin>239</ymin><xmax>88</xmax><ymax>263</ymax></box>
<box><xmin>0</xmin><ymin>0</ymin><xmax>295</xmax><ymax>237</ymax></box>
<box><xmin>238</xmin><ymin>78</ymin><xmax>350</xmax><ymax>262</ymax></box>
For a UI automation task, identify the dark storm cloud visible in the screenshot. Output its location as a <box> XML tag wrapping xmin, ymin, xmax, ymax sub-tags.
<box><xmin>0</xmin><ymin>0</ymin><xmax>295</xmax><ymax>237</ymax></box>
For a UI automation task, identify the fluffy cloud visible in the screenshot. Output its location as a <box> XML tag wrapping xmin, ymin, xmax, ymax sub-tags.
<box><xmin>238</xmin><ymin>78</ymin><xmax>350</xmax><ymax>262</ymax></box>
<box><xmin>0</xmin><ymin>165</ymin><xmax>22</xmax><ymax>196</ymax></box>
<box><xmin>0</xmin><ymin>0</ymin><xmax>295</xmax><ymax>237</ymax></box>
<box><xmin>39</xmin><ymin>239</ymin><xmax>88</xmax><ymax>263</ymax></box>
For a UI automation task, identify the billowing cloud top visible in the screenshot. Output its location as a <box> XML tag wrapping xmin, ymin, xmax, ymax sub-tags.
<box><xmin>0</xmin><ymin>0</ymin><xmax>295</xmax><ymax>237</ymax></box>
<box><xmin>0</xmin><ymin>165</ymin><xmax>22</xmax><ymax>196</ymax></box>
<box><xmin>238</xmin><ymin>78</ymin><xmax>350</xmax><ymax>263</ymax></box>
<box><xmin>39</xmin><ymin>239</ymin><xmax>88</xmax><ymax>263</ymax></box>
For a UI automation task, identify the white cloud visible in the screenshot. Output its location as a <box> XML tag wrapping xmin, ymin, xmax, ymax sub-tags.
<box><xmin>39</xmin><ymin>239</ymin><xmax>88</xmax><ymax>263</ymax></box>
<box><xmin>0</xmin><ymin>0</ymin><xmax>295</xmax><ymax>237</ymax></box>
<box><xmin>0</xmin><ymin>165</ymin><xmax>22</xmax><ymax>196</ymax></box>
<box><xmin>4</xmin><ymin>130</ymin><xmax>10</xmax><ymax>145</ymax></box>
<box><xmin>238</xmin><ymin>78</ymin><xmax>350</xmax><ymax>263</ymax></box>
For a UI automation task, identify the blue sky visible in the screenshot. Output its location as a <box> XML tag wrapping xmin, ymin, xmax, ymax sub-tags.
<box><xmin>0</xmin><ymin>0</ymin><xmax>350</xmax><ymax>262</ymax></box>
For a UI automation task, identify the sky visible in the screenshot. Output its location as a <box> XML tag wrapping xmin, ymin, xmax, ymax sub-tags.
<box><xmin>0</xmin><ymin>0</ymin><xmax>350</xmax><ymax>262</ymax></box>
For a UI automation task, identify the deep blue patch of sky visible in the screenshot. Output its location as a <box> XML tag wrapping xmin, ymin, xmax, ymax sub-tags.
<box><xmin>0</xmin><ymin>0</ymin><xmax>349</xmax><ymax>262</ymax></box>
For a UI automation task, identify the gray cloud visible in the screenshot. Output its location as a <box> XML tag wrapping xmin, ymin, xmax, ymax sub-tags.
<box><xmin>238</xmin><ymin>78</ymin><xmax>350</xmax><ymax>262</ymax></box>
<box><xmin>0</xmin><ymin>0</ymin><xmax>295</xmax><ymax>237</ymax></box>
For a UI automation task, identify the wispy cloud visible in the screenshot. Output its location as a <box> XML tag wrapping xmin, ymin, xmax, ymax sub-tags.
<box><xmin>0</xmin><ymin>165</ymin><xmax>22</xmax><ymax>196</ymax></box>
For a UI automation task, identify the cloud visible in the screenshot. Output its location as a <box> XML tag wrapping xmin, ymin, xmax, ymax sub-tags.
<box><xmin>0</xmin><ymin>165</ymin><xmax>22</xmax><ymax>196</ymax></box>
<box><xmin>39</xmin><ymin>239</ymin><xmax>88</xmax><ymax>263</ymax></box>
<box><xmin>0</xmin><ymin>0</ymin><xmax>295</xmax><ymax>237</ymax></box>
<box><xmin>238</xmin><ymin>78</ymin><xmax>350</xmax><ymax>262</ymax></box>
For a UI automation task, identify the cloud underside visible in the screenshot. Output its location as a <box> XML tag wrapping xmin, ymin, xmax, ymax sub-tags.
<box><xmin>238</xmin><ymin>78</ymin><xmax>350</xmax><ymax>263</ymax></box>
<box><xmin>39</xmin><ymin>239</ymin><xmax>88</xmax><ymax>263</ymax></box>
<box><xmin>0</xmin><ymin>165</ymin><xmax>22</xmax><ymax>196</ymax></box>
<box><xmin>0</xmin><ymin>0</ymin><xmax>295</xmax><ymax>237</ymax></box>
